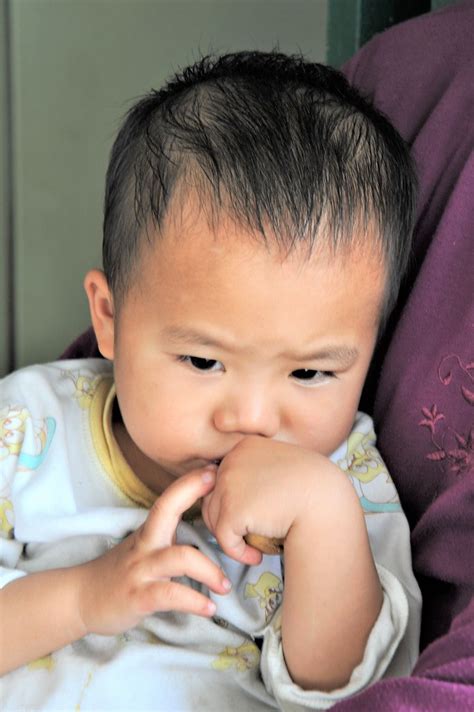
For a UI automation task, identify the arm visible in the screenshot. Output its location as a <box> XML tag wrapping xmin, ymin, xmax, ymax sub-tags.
<box><xmin>202</xmin><ymin>434</ymin><xmax>413</xmax><ymax>699</ymax></box>
<box><xmin>0</xmin><ymin>565</ymin><xmax>89</xmax><ymax>675</ymax></box>
<box><xmin>0</xmin><ymin>467</ymin><xmax>230</xmax><ymax>676</ymax></box>
<box><xmin>281</xmin><ymin>464</ymin><xmax>382</xmax><ymax>690</ymax></box>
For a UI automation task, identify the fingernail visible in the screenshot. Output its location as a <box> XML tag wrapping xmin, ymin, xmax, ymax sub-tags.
<box><xmin>207</xmin><ymin>600</ymin><xmax>217</xmax><ymax>615</ymax></box>
<box><xmin>202</xmin><ymin>469</ymin><xmax>215</xmax><ymax>484</ymax></box>
<box><xmin>222</xmin><ymin>578</ymin><xmax>232</xmax><ymax>592</ymax></box>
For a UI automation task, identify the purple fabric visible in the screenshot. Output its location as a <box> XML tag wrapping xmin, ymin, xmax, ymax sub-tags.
<box><xmin>62</xmin><ymin>328</ymin><xmax>101</xmax><ymax>360</ymax></box>
<box><xmin>62</xmin><ymin>3</ymin><xmax>474</xmax><ymax>707</ymax></box>
<box><xmin>336</xmin><ymin>2</ymin><xmax>474</xmax><ymax>709</ymax></box>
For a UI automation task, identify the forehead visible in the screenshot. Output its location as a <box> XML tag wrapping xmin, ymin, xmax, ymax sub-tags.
<box><xmin>129</xmin><ymin>199</ymin><xmax>386</xmax><ymax>346</ymax></box>
<box><xmin>158</xmin><ymin>187</ymin><xmax>381</xmax><ymax>263</ymax></box>
<box><xmin>147</xmin><ymin>191</ymin><xmax>384</xmax><ymax>285</ymax></box>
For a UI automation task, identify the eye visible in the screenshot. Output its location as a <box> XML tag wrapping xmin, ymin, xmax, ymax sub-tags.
<box><xmin>178</xmin><ymin>355</ymin><xmax>224</xmax><ymax>372</ymax></box>
<box><xmin>291</xmin><ymin>368</ymin><xmax>334</xmax><ymax>385</ymax></box>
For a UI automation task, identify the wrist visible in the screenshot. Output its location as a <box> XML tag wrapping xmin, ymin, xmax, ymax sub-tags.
<box><xmin>289</xmin><ymin>456</ymin><xmax>359</xmax><ymax>542</ymax></box>
<box><xmin>75</xmin><ymin>558</ymin><xmax>101</xmax><ymax>637</ymax></box>
<box><xmin>58</xmin><ymin>564</ymin><xmax>91</xmax><ymax>642</ymax></box>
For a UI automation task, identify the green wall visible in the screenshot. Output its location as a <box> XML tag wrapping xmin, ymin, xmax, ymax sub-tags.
<box><xmin>1</xmin><ymin>0</ymin><xmax>10</xmax><ymax>376</ymax></box>
<box><xmin>0</xmin><ymin>0</ymin><xmax>461</xmax><ymax>376</ymax></box>
<box><xmin>2</xmin><ymin>0</ymin><xmax>328</xmax><ymax>374</ymax></box>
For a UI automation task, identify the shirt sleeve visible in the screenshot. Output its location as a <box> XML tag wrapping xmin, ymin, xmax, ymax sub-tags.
<box><xmin>259</xmin><ymin>412</ymin><xmax>422</xmax><ymax>710</ymax></box>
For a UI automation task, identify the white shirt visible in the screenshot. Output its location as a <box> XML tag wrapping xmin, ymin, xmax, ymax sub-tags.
<box><xmin>0</xmin><ymin>360</ymin><xmax>421</xmax><ymax>710</ymax></box>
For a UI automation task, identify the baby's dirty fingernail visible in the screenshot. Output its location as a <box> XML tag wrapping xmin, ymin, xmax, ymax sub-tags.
<box><xmin>222</xmin><ymin>578</ymin><xmax>232</xmax><ymax>592</ymax></box>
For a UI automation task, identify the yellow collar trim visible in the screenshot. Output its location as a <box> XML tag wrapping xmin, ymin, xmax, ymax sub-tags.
<box><xmin>90</xmin><ymin>379</ymin><xmax>156</xmax><ymax>508</ymax></box>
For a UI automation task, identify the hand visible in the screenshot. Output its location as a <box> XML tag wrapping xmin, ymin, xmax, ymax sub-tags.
<box><xmin>77</xmin><ymin>466</ymin><xmax>231</xmax><ymax>636</ymax></box>
<box><xmin>201</xmin><ymin>436</ymin><xmax>338</xmax><ymax>564</ymax></box>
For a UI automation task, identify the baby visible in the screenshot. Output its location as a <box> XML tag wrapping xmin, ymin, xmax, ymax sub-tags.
<box><xmin>0</xmin><ymin>51</ymin><xmax>421</xmax><ymax>710</ymax></box>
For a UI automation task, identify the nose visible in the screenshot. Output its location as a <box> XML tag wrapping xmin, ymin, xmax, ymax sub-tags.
<box><xmin>213</xmin><ymin>384</ymin><xmax>280</xmax><ymax>438</ymax></box>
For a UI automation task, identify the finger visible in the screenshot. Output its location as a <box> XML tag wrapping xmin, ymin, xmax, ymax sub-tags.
<box><xmin>214</xmin><ymin>524</ymin><xmax>262</xmax><ymax>566</ymax></box>
<box><xmin>141</xmin><ymin>467</ymin><xmax>217</xmax><ymax>547</ymax></box>
<box><xmin>200</xmin><ymin>490</ymin><xmax>218</xmax><ymax>536</ymax></box>
<box><xmin>202</xmin><ymin>494</ymin><xmax>262</xmax><ymax>565</ymax></box>
<box><xmin>143</xmin><ymin>545</ymin><xmax>232</xmax><ymax>596</ymax></box>
<box><xmin>139</xmin><ymin>579</ymin><xmax>218</xmax><ymax>618</ymax></box>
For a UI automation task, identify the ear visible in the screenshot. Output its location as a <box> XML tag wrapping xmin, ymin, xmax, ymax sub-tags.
<box><xmin>83</xmin><ymin>269</ymin><xmax>116</xmax><ymax>360</ymax></box>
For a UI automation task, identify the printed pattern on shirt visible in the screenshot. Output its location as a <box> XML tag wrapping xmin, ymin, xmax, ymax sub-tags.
<box><xmin>61</xmin><ymin>369</ymin><xmax>102</xmax><ymax>410</ymax></box>
<box><xmin>0</xmin><ymin>405</ymin><xmax>57</xmax><ymax>536</ymax></box>
<box><xmin>212</xmin><ymin>641</ymin><xmax>261</xmax><ymax>672</ymax></box>
<box><xmin>245</xmin><ymin>572</ymin><xmax>283</xmax><ymax>624</ymax></box>
<box><xmin>337</xmin><ymin>427</ymin><xmax>401</xmax><ymax>513</ymax></box>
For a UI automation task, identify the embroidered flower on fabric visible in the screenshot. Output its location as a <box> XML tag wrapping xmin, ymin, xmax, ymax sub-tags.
<box><xmin>419</xmin><ymin>354</ymin><xmax>474</xmax><ymax>476</ymax></box>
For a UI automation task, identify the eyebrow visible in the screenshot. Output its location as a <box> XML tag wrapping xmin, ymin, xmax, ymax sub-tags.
<box><xmin>162</xmin><ymin>326</ymin><xmax>359</xmax><ymax>365</ymax></box>
<box><xmin>289</xmin><ymin>345</ymin><xmax>359</xmax><ymax>365</ymax></box>
<box><xmin>162</xmin><ymin>326</ymin><xmax>230</xmax><ymax>349</ymax></box>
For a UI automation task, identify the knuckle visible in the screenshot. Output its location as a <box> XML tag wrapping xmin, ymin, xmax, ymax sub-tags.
<box><xmin>160</xmin><ymin>580</ymin><xmax>181</xmax><ymax>607</ymax></box>
<box><xmin>134</xmin><ymin>585</ymin><xmax>157</xmax><ymax>616</ymax></box>
<box><xmin>172</xmin><ymin>545</ymin><xmax>193</xmax><ymax>568</ymax></box>
<box><xmin>148</xmin><ymin>497</ymin><xmax>168</xmax><ymax>521</ymax></box>
<box><xmin>126</xmin><ymin>559</ymin><xmax>146</xmax><ymax>589</ymax></box>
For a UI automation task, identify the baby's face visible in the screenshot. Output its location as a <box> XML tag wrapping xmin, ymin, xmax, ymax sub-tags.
<box><xmin>106</xmin><ymin>204</ymin><xmax>385</xmax><ymax>495</ymax></box>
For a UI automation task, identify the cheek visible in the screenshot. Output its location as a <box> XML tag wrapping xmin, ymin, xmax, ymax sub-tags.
<box><xmin>290</xmin><ymin>385</ymin><xmax>362</xmax><ymax>455</ymax></box>
<box><xmin>117</xmin><ymin>374</ymin><xmax>207</xmax><ymax>457</ymax></box>
<box><xmin>320</xmin><ymin>411</ymin><xmax>357</xmax><ymax>455</ymax></box>
<box><xmin>123</xmin><ymin>384</ymin><xmax>186</xmax><ymax>429</ymax></box>
<box><xmin>324</xmin><ymin>388</ymin><xmax>366</xmax><ymax>451</ymax></box>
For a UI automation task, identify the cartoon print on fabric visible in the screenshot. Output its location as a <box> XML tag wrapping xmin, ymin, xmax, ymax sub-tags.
<box><xmin>0</xmin><ymin>406</ymin><xmax>56</xmax><ymax>470</ymax></box>
<box><xmin>212</xmin><ymin>641</ymin><xmax>261</xmax><ymax>672</ymax></box>
<box><xmin>61</xmin><ymin>370</ymin><xmax>102</xmax><ymax>410</ymax></box>
<box><xmin>0</xmin><ymin>405</ymin><xmax>56</xmax><ymax>536</ymax></box>
<box><xmin>28</xmin><ymin>654</ymin><xmax>56</xmax><ymax>672</ymax></box>
<box><xmin>337</xmin><ymin>429</ymin><xmax>401</xmax><ymax>513</ymax></box>
<box><xmin>245</xmin><ymin>572</ymin><xmax>283</xmax><ymax>623</ymax></box>
<box><xmin>0</xmin><ymin>406</ymin><xmax>28</xmax><ymax>461</ymax></box>
<box><xmin>72</xmin><ymin>634</ymin><xmax>138</xmax><ymax>710</ymax></box>
<box><xmin>75</xmin><ymin>670</ymin><xmax>95</xmax><ymax>712</ymax></box>
<box><xmin>0</xmin><ymin>405</ymin><xmax>56</xmax><ymax>470</ymax></box>
<box><xmin>0</xmin><ymin>498</ymin><xmax>13</xmax><ymax>536</ymax></box>
<box><xmin>419</xmin><ymin>353</ymin><xmax>474</xmax><ymax>476</ymax></box>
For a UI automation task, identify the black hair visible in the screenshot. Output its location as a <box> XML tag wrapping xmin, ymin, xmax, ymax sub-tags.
<box><xmin>103</xmin><ymin>50</ymin><xmax>417</xmax><ymax>324</ymax></box>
